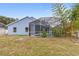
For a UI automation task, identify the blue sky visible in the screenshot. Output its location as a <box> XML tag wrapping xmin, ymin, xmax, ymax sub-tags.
<box><xmin>0</xmin><ymin>3</ymin><xmax>74</xmax><ymax>19</ymax></box>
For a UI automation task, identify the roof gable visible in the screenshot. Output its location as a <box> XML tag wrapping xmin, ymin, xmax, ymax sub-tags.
<box><xmin>7</xmin><ymin>16</ymin><xmax>36</xmax><ymax>26</ymax></box>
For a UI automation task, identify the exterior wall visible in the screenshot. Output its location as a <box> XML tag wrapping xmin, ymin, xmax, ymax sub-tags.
<box><xmin>8</xmin><ymin>18</ymin><xmax>36</xmax><ymax>35</ymax></box>
<box><xmin>0</xmin><ymin>27</ymin><xmax>6</xmax><ymax>35</ymax></box>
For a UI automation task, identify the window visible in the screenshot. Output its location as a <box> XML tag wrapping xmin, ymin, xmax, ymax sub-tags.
<box><xmin>25</xmin><ymin>27</ymin><xmax>28</xmax><ymax>32</ymax></box>
<box><xmin>13</xmin><ymin>27</ymin><xmax>16</xmax><ymax>32</ymax></box>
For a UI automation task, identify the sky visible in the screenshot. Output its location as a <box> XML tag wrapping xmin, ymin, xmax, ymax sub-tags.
<box><xmin>0</xmin><ymin>3</ymin><xmax>74</xmax><ymax>19</ymax></box>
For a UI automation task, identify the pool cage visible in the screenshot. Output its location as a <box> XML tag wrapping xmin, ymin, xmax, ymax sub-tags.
<box><xmin>29</xmin><ymin>19</ymin><xmax>52</xmax><ymax>36</ymax></box>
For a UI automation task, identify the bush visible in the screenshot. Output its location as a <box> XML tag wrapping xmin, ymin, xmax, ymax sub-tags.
<box><xmin>52</xmin><ymin>27</ymin><xmax>65</xmax><ymax>37</ymax></box>
<box><xmin>41</xmin><ymin>31</ymin><xmax>48</xmax><ymax>38</ymax></box>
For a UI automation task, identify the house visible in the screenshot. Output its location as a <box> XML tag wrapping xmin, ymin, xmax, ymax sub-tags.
<box><xmin>7</xmin><ymin>16</ymin><xmax>36</xmax><ymax>35</ymax></box>
<box><xmin>7</xmin><ymin>16</ymin><xmax>61</xmax><ymax>36</ymax></box>
<box><xmin>0</xmin><ymin>22</ymin><xmax>6</xmax><ymax>35</ymax></box>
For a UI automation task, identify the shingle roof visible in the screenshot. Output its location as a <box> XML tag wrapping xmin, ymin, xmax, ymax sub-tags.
<box><xmin>30</xmin><ymin>17</ymin><xmax>61</xmax><ymax>28</ymax></box>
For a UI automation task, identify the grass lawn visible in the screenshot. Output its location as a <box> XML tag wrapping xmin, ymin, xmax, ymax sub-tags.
<box><xmin>0</xmin><ymin>35</ymin><xmax>79</xmax><ymax>56</ymax></box>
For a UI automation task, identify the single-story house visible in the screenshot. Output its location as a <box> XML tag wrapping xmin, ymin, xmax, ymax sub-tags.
<box><xmin>0</xmin><ymin>22</ymin><xmax>6</xmax><ymax>35</ymax></box>
<box><xmin>7</xmin><ymin>16</ymin><xmax>61</xmax><ymax>36</ymax></box>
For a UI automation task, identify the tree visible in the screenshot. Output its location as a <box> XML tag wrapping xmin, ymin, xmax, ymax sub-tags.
<box><xmin>70</xmin><ymin>4</ymin><xmax>79</xmax><ymax>31</ymax></box>
<box><xmin>69</xmin><ymin>4</ymin><xmax>79</xmax><ymax>37</ymax></box>
<box><xmin>71</xmin><ymin>4</ymin><xmax>79</xmax><ymax>21</ymax></box>
<box><xmin>52</xmin><ymin>3</ymin><xmax>71</xmax><ymax>36</ymax></box>
<box><xmin>0</xmin><ymin>16</ymin><xmax>16</xmax><ymax>25</ymax></box>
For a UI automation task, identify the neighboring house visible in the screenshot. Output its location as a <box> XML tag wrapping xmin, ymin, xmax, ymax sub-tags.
<box><xmin>0</xmin><ymin>22</ymin><xmax>6</xmax><ymax>35</ymax></box>
<box><xmin>7</xmin><ymin>16</ymin><xmax>61</xmax><ymax>36</ymax></box>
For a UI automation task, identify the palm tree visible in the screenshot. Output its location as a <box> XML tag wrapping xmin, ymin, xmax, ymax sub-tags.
<box><xmin>52</xmin><ymin>3</ymin><xmax>71</xmax><ymax>37</ymax></box>
<box><xmin>70</xmin><ymin>4</ymin><xmax>79</xmax><ymax>38</ymax></box>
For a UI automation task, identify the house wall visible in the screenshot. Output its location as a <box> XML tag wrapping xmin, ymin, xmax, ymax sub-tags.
<box><xmin>8</xmin><ymin>17</ymin><xmax>36</xmax><ymax>35</ymax></box>
<box><xmin>0</xmin><ymin>27</ymin><xmax>6</xmax><ymax>35</ymax></box>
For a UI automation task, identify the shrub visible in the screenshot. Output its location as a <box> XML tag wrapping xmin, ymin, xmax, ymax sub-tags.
<box><xmin>52</xmin><ymin>26</ymin><xmax>65</xmax><ymax>37</ymax></box>
<box><xmin>41</xmin><ymin>31</ymin><xmax>48</xmax><ymax>38</ymax></box>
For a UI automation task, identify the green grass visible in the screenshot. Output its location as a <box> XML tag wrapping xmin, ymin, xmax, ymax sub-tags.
<box><xmin>0</xmin><ymin>35</ymin><xmax>79</xmax><ymax>56</ymax></box>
